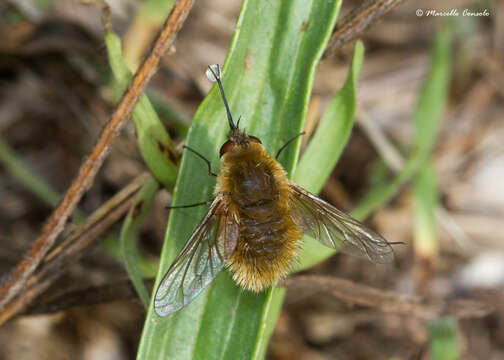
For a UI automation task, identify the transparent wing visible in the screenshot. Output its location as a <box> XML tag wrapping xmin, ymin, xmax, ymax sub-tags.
<box><xmin>289</xmin><ymin>183</ymin><xmax>395</xmax><ymax>263</ymax></box>
<box><xmin>154</xmin><ymin>199</ymin><xmax>239</xmax><ymax>316</ymax></box>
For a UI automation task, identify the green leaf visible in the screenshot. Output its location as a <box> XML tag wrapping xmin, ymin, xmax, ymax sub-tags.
<box><xmin>148</xmin><ymin>92</ymin><xmax>190</xmax><ymax>137</ymax></box>
<box><xmin>104</xmin><ymin>30</ymin><xmax>178</xmax><ymax>189</ymax></box>
<box><xmin>140</xmin><ymin>0</ymin><xmax>176</xmax><ymax>22</ymax></box>
<box><xmin>120</xmin><ymin>175</ymin><xmax>160</xmax><ymax>308</ymax></box>
<box><xmin>137</xmin><ymin>0</ymin><xmax>341</xmax><ymax>358</ymax></box>
<box><xmin>351</xmin><ymin>27</ymin><xmax>452</xmax><ymax>221</ymax></box>
<box><xmin>294</xmin><ymin>40</ymin><xmax>364</xmax><ymax>193</ymax></box>
<box><xmin>0</xmin><ymin>136</ymin><xmax>60</xmax><ymax>208</ymax></box>
<box><xmin>296</xmin><ymin>27</ymin><xmax>452</xmax><ymax>270</ymax></box>
<box><xmin>413</xmin><ymin>28</ymin><xmax>452</xmax><ymax>155</ymax></box>
<box><xmin>293</xmin><ymin>41</ymin><xmax>364</xmax><ymax>271</ymax></box>
<box><xmin>0</xmin><ymin>135</ymin><xmax>87</xmax><ymax>223</ymax></box>
<box><xmin>122</xmin><ymin>0</ymin><xmax>176</xmax><ymax>70</ymax></box>
<box><xmin>429</xmin><ymin>318</ymin><xmax>459</xmax><ymax>360</ymax></box>
<box><xmin>412</xmin><ymin>30</ymin><xmax>453</xmax><ymax>354</ymax></box>
<box><xmin>0</xmin><ymin>136</ymin><xmax>143</xmax><ymax>268</ymax></box>
<box><xmin>410</xmin><ymin>28</ymin><xmax>451</xmax><ymax>258</ymax></box>
<box><xmin>413</xmin><ymin>162</ymin><xmax>439</xmax><ymax>256</ymax></box>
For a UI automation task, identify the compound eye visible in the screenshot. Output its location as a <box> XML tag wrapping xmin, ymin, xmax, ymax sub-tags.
<box><xmin>219</xmin><ymin>140</ymin><xmax>235</xmax><ymax>157</ymax></box>
<box><xmin>249</xmin><ymin>136</ymin><xmax>262</xmax><ymax>144</ymax></box>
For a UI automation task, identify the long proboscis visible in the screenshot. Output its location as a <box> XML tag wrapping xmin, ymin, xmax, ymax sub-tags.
<box><xmin>208</xmin><ymin>65</ymin><xmax>236</xmax><ymax>130</ymax></box>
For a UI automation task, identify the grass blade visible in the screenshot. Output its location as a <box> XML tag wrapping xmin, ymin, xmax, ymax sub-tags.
<box><xmin>410</xmin><ymin>28</ymin><xmax>454</xmax><ymax>360</ymax></box>
<box><xmin>293</xmin><ymin>41</ymin><xmax>365</xmax><ymax>270</ymax></box>
<box><xmin>294</xmin><ymin>41</ymin><xmax>364</xmax><ymax>193</ymax></box>
<box><xmin>297</xmin><ymin>27</ymin><xmax>452</xmax><ymax>270</ymax></box>
<box><xmin>123</xmin><ymin>0</ymin><xmax>176</xmax><ymax>70</ymax></box>
<box><xmin>104</xmin><ymin>29</ymin><xmax>178</xmax><ymax>189</ymax></box>
<box><xmin>352</xmin><ymin>27</ymin><xmax>452</xmax><ymax>220</ymax></box>
<box><xmin>429</xmin><ymin>318</ymin><xmax>459</xmax><ymax>360</ymax></box>
<box><xmin>119</xmin><ymin>175</ymin><xmax>159</xmax><ymax>308</ymax></box>
<box><xmin>413</xmin><ymin>162</ymin><xmax>440</xmax><ymax>260</ymax></box>
<box><xmin>0</xmin><ymin>136</ymin><xmax>60</xmax><ymax>208</ymax></box>
<box><xmin>0</xmin><ymin>136</ymin><xmax>89</xmax><ymax>224</ymax></box>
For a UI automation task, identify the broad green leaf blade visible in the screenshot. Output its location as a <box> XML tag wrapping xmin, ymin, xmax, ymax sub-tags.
<box><xmin>138</xmin><ymin>0</ymin><xmax>341</xmax><ymax>359</ymax></box>
<box><xmin>104</xmin><ymin>30</ymin><xmax>178</xmax><ymax>189</ymax></box>
<box><xmin>120</xmin><ymin>175</ymin><xmax>160</xmax><ymax>308</ymax></box>
<box><xmin>293</xmin><ymin>41</ymin><xmax>364</xmax><ymax>271</ymax></box>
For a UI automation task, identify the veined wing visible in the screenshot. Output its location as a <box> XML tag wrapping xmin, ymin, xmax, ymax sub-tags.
<box><xmin>154</xmin><ymin>198</ymin><xmax>239</xmax><ymax>316</ymax></box>
<box><xmin>289</xmin><ymin>183</ymin><xmax>394</xmax><ymax>263</ymax></box>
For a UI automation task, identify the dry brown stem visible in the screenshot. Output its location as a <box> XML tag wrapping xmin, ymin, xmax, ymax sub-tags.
<box><xmin>0</xmin><ymin>173</ymin><xmax>150</xmax><ymax>324</ymax></box>
<box><xmin>285</xmin><ymin>275</ymin><xmax>492</xmax><ymax>320</ymax></box>
<box><xmin>324</xmin><ymin>0</ymin><xmax>408</xmax><ymax>57</ymax></box>
<box><xmin>27</xmin><ymin>279</ymin><xmax>155</xmax><ymax>315</ymax></box>
<box><xmin>0</xmin><ymin>0</ymin><xmax>194</xmax><ymax>313</ymax></box>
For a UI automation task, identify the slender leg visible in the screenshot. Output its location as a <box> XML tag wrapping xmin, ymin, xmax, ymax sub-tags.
<box><xmin>275</xmin><ymin>131</ymin><xmax>306</xmax><ymax>159</ymax></box>
<box><xmin>387</xmin><ymin>241</ymin><xmax>406</xmax><ymax>246</ymax></box>
<box><xmin>183</xmin><ymin>145</ymin><xmax>217</xmax><ymax>177</ymax></box>
<box><xmin>166</xmin><ymin>199</ymin><xmax>213</xmax><ymax>209</ymax></box>
<box><xmin>167</xmin><ymin>146</ymin><xmax>216</xmax><ymax>210</ymax></box>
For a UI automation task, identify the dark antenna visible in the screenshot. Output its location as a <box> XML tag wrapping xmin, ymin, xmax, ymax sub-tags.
<box><xmin>207</xmin><ymin>65</ymin><xmax>236</xmax><ymax>130</ymax></box>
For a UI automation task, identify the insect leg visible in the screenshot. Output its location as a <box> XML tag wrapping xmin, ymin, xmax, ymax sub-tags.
<box><xmin>166</xmin><ymin>199</ymin><xmax>214</xmax><ymax>209</ymax></box>
<box><xmin>275</xmin><ymin>131</ymin><xmax>306</xmax><ymax>159</ymax></box>
<box><xmin>183</xmin><ymin>145</ymin><xmax>217</xmax><ymax>177</ymax></box>
<box><xmin>387</xmin><ymin>241</ymin><xmax>406</xmax><ymax>245</ymax></box>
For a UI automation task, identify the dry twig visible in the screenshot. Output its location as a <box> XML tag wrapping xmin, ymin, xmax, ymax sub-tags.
<box><xmin>324</xmin><ymin>0</ymin><xmax>408</xmax><ymax>57</ymax></box>
<box><xmin>0</xmin><ymin>0</ymin><xmax>194</xmax><ymax>313</ymax></box>
<box><xmin>285</xmin><ymin>275</ymin><xmax>492</xmax><ymax>320</ymax></box>
<box><xmin>0</xmin><ymin>173</ymin><xmax>150</xmax><ymax>324</ymax></box>
<box><xmin>27</xmin><ymin>279</ymin><xmax>155</xmax><ymax>315</ymax></box>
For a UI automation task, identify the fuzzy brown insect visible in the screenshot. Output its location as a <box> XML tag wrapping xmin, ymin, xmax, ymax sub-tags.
<box><xmin>154</xmin><ymin>65</ymin><xmax>396</xmax><ymax>316</ymax></box>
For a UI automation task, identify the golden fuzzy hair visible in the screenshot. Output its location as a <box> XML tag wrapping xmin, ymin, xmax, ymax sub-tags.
<box><xmin>216</xmin><ymin>142</ymin><xmax>302</xmax><ymax>292</ymax></box>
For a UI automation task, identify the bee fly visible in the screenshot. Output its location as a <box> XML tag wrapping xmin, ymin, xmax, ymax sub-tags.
<box><xmin>154</xmin><ymin>64</ymin><xmax>398</xmax><ymax>316</ymax></box>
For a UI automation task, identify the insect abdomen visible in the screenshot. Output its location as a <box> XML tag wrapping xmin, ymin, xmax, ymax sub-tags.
<box><xmin>228</xmin><ymin>213</ymin><xmax>301</xmax><ymax>292</ymax></box>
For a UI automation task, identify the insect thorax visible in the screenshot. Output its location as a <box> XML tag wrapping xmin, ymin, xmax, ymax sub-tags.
<box><xmin>217</xmin><ymin>142</ymin><xmax>289</xmax><ymax>217</ymax></box>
